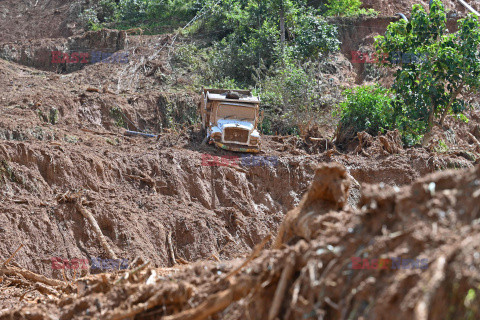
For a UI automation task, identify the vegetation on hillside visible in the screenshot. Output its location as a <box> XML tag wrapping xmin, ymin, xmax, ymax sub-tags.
<box><xmin>80</xmin><ymin>0</ymin><xmax>479</xmax><ymax>144</ymax></box>
<box><xmin>337</xmin><ymin>0</ymin><xmax>480</xmax><ymax>145</ymax></box>
<box><xmin>323</xmin><ymin>0</ymin><xmax>378</xmax><ymax>17</ymax></box>
<box><xmin>80</xmin><ymin>0</ymin><xmax>361</xmax><ymax>135</ymax></box>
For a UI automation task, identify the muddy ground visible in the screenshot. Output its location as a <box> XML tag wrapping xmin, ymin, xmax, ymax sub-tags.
<box><xmin>1</xmin><ymin>0</ymin><xmax>480</xmax><ymax>319</ymax></box>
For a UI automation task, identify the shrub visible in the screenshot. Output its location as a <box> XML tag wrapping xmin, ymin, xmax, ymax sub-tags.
<box><xmin>116</xmin><ymin>0</ymin><xmax>148</xmax><ymax>25</ymax></box>
<box><xmin>335</xmin><ymin>85</ymin><xmax>394</xmax><ymax>139</ymax></box>
<box><xmin>325</xmin><ymin>0</ymin><xmax>378</xmax><ymax>17</ymax></box>
<box><xmin>335</xmin><ymin>85</ymin><xmax>429</xmax><ymax>145</ymax></box>
<box><xmin>79</xmin><ymin>8</ymin><xmax>101</xmax><ymax>30</ymax></box>
<box><xmin>255</xmin><ymin>61</ymin><xmax>317</xmax><ymax>135</ymax></box>
<box><xmin>97</xmin><ymin>0</ymin><xmax>118</xmax><ymax>23</ymax></box>
<box><xmin>293</xmin><ymin>13</ymin><xmax>340</xmax><ymax>59</ymax></box>
<box><xmin>254</xmin><ymin>58</ymin><xmax>340</xmax><ymax>135</ymax></box>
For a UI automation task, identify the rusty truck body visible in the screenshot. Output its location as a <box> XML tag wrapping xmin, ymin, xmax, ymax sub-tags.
<box><xmin>200</xmin><ymin>88</ymin><xmax>261</xmax><ymax>153</ymax></box>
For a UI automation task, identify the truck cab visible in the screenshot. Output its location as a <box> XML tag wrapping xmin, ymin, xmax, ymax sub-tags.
<box><xmin>200</xmin><ymin>88</ymin><xmax>261</xmax><ymax>153</ymax></box>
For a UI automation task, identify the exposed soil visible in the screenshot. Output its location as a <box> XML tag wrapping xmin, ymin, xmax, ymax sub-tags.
<box><xmin>1</xmin><ymin>0</ymin><xmax>480</xmax><ymax>319</ymax></box>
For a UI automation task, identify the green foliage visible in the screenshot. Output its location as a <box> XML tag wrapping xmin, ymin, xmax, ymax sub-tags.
<box><xmin>80</xmin><ymin>0</ymin><xmax>339</xmax><ymax>86</ymax></box>
<box><xmin>80</xmin><ymin>0</ymin><xmax>199</xmax><ymax>32</ymax></box>
<box><xmin>464</xmin><ymin>289</ymin><xmax>479</xmax><ymax>320</ymax></box>
<box><xmin>110</xmin><ymin>106</ymin><xmax>127</xmax><ymax>128</ymax></box>
<box><xmin>79</xmin><ymin>7</ymin><xmax>102</xmax><ymax>30</ymax></box>
<box><xmin>256</xmin><ymin>60</ymin><xmax>318</xmax><ymax>113</ymax></box>
<box><xmin>255</xmin><ymin>60</ymin><xmax>320</xmax><ymax>135</ymax></box>
<box><xmin>201</xmin><ymin>0</ymin><xmax>339</xmax><ymax>85</ymax></box>
<box><xmin>78</xmin><ymin>0</ymin><xmax>341</xmax><ymax>135</ymax></box>
<box><xmin>116</xmin><ymin>0</ymin><xmax>148</xmax><ymax>24</ymax></box>
<box><xmin>434</xmin><ymin>139</ymin><xmax>449</xmax><ymax>153</ymax></box>
<box><xmin>375</xmin><ymin>0</ymin><xmax>480</xmax><ymax>140</ymax></box>
<box><xmin>335</xmin><ymin>84</ymin><xmax>427</xmax><ymax>145</ymax></box>
<box><xmin>335</xmin><ymin>85</ymin><xmax>395</xmax><ymax>136</ymax></box>
<box><xmin>292</xmin><ymin>13</ymin><xmax>341</xmax><ymax>59</ymax></box>
<box><xmin>37</xmin><ymin>107</ymin><xmax>60</xmax><ymax>125</ymax></box>
<box><xmin>97</xmin><ymin>0</ymin><xmax>118</xmax><ymax>22</ymax></box>
<box><xmin>49</xmin><ymin>107</ymin><xmax>59</xmax><ymax>125</ymax></box>
<box><xmin>324</xmin><ymin>0</ymin><xmax>378</xmax><ymax>17</ymax></box>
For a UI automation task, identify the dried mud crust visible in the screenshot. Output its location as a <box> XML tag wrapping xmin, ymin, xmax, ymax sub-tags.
<box><xmin>2</xmin><ymin>163</ymin><xmax>480</xmax><ymax>320</ymax></box>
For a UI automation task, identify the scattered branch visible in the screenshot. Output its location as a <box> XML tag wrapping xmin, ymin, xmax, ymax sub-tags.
<box><xmin>2</xmin><ymin>244</ymin><xmax>24</xmax><ymax>268</ymax></box>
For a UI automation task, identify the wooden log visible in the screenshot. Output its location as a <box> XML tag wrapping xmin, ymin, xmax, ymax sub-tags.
<box><xmin>75</xmin><ymin>201</ymin><xmax>117</xmax><ymax>260</ymax></box>
<box><xmin>224</xmin><ymin>234</ymin><xmax>271</xmax><ymax>281</ymax></box>
<box><xmin>167</xmin><ymin>231</ymin><xmax>176</xmax><ymax>266</ymax></box>
<box><xmin>1</xmin><ymin>266</ymin><xmax>65</xmax><ymax>287</ymax></box>
<box><xmin>2</xmin><ymin>244</ymin><xmax>24</xmax><ymax>267</ymax></box>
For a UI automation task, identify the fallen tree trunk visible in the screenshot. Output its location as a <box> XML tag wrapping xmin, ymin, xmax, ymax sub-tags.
<box><xmin>75</xmin><ymin>201</ymin><xmax>117</xmax><ymax>260</ymax></box>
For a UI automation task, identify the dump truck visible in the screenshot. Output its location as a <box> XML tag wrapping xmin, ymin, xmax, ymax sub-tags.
<box><xmin>200</xmin><ymin>88</ymin><xmax>262</xmax><ymax>153</ymax></box>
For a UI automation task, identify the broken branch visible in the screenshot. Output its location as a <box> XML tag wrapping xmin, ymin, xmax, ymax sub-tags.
<box><xmin>2</xmin><ymin>244</ymin><xmax>24</xmax><ymax>267</ymax></box>
<box><xmin>75</xmin><ymin>200</ymin><xmax>117</xmax><ymax>260</ymax></box>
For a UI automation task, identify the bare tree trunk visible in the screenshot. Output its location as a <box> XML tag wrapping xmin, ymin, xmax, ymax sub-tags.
<box><xmin>280</xmin><ymin>1</ymin><xmax>285</xmax><ymax>49</ymax></box>
<box><xmin>424</xmin><ymin>84</ymin><xmax>463</xmax><ymax>146</ymax></box>
<box><xmin>75</xmin><ymin>201</ymin><xmax>117</xmax><ymax>259</ymax></box>
<box><xmin>279</xmin><ymin>0</ymin><xmax>285</xmax><ymax>68</ymax></box>
<box><xmin>422</xmin><ymin>106</ymin><xmax>436</xmax><ymax>146</ymax></box>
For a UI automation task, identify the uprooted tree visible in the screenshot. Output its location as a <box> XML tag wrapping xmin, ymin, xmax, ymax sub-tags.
<box><xmin>375</xmin><ymin>0</ymin><xmax>480</xmax><ymax>144</ymax></box>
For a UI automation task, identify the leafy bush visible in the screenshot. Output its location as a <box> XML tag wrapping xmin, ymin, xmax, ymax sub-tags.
<box><xmin>335</xmin><ymin>85</ymin><xmax>430</xmax><ymax>145</ymax></box>
<box><xmin>256</xmin><ymin>60</ymin><xmax>320</xmax><ymax>113</ymax></box>
<box><xmin>255</xmin><ymin>61</ymin><xmax>318</xmax><ymax>135</ymax></box>
<box><xmin>78</xmin><ymin>0</ymin><xmax>342</xmax><ymax>137</ymax></box>
<box><xmin>335</xmin><ymin>85</ymin><xmax>395</xmax><ymax>138</ymax></box>
<box><xmin>325</xmin><ymin>0</ymin><xmax>378</xmax><ymax>17</ymax></box>
<box><xmin>254</xmin><ymin>56</ymin><xmax>343</xmax><ymax>135</ymax></box>
<box><xmin>116</xmin><ymin>0</ymin><xmax>148</xmax><ymax>24</ymax></box>
<box><xmin>96</xmin><ymin>0</ymin><xmax>118</xmax><ymax>22</ymax></box>
<box><xmin>293</xmin><ymin>13</ymin><xmax>340</xmax><ymax>59</ymax></box>
<box><xmin>79</xmin><ymin>8</ymin><xmax>101</xmax><ymax>30</ymax></box>
<box><xmin>79</xmin><ymin>0</ymin><xmax>199</xmax><ymax>31</ymax></box>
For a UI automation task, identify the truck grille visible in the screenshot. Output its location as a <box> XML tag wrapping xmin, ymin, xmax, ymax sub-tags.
<box><xmin>224</xmin><ymin>128</ymin><xmax>249</xmax><ymax>143</ymax></box>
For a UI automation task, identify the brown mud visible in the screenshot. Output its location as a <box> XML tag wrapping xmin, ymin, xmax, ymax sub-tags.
<box><xmin>0</xmin><ymin>0</ymin><xmax>480</xmax><ymax>319</ymax></box>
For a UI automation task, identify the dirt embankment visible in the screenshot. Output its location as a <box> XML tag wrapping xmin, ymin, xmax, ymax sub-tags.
<box><xmin>2</xmin><ymin>162</ymin><xmax>480</xmax><ymax>319</ymax></box>
<box><xmin>362</xmin><ymin>0</ymin><xmax>480</xmax><ymax>16</ymax></box>
<box><xmin>0</xmin><ymin>29</ymin><xmax>127</xmax><ymax>73</ymax></box>
<box><xmin>0</xmin><ymin>0</ymin><xmax>83</xmax><ymax>43</ymax></box>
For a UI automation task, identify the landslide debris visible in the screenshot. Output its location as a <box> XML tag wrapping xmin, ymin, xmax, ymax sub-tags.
<box><xmin>2</xmin><ymin>162</ymin><xmax>480</xmax><ymax>319</ymax></box>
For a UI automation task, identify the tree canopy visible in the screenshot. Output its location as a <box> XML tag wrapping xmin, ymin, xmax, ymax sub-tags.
<box><xmin>375</xmin><ymin>0</ymin><xmax>480</xmax><ymax>143</ymax></box>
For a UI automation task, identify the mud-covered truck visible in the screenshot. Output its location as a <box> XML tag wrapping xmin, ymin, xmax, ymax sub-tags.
<box><xmin>200</xmin><ymin>88</ymin><xmax>261</xmax><ymax>153</ymax></box>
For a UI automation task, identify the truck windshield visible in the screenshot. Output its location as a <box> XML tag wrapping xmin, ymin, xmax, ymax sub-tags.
<box><xmin>217</xmin><ymin>104</ymin><xmax>256</xmax><ymax>123</ymax></box>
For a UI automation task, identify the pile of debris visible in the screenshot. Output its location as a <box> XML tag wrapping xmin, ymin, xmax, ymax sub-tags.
<box><xmin>2</xmin><ymin>162</ymin><xmax>480</xmax><ymax>319</ymax></box>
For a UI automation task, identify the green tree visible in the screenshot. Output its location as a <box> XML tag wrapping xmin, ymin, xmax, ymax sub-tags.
<box><xmin>375</xmin><ymin>0</ymin><xmax>480</xmax><ymax>143</ymax></box>
<box><xmin>205</xmin><ymin>0</ymin><xmax>339</xmax><ymax>84</ymax></box>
